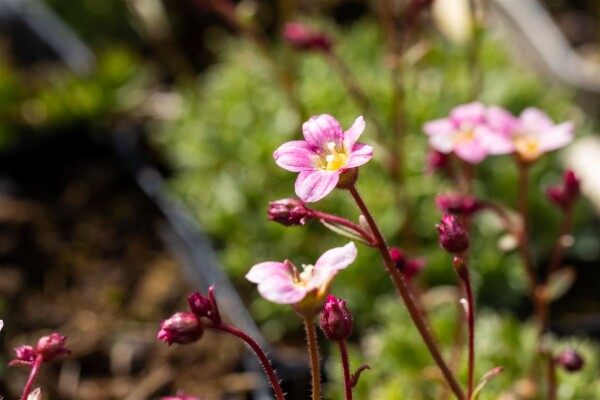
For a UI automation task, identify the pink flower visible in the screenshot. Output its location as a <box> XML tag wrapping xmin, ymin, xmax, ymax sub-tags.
<box><xmin>282</xmin><ymin>23</ymin><xmax>332</xmax><ymax>52</ymax></box>
<box><xmin>423</xmin><ymin>102</ymin><xmax>512</xmax><ymax>164</ymax></box>
<box><xmin>487</xmin><ymin>106</ymin><xmax>574</xmax><ymax>163</ymax></box>
<box><xmin>246</xmin><ymin>242</ymin><xmax>357</xmax><ymax>315</ymax></box>
<box><xmin>274</xmin><ymin>115</ymin><xmax>373</xmax><ymax>203</ymax></box>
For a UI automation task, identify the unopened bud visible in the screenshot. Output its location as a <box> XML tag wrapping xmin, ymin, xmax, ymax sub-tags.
<box><xmin>282</xmin><ymin>23</ymin><xmax>332</xmax><ymax>52</ymax></box>
<box><xmin>268</xmin><ymin>198</ymin><xmax>314</xmax><ymax>226</ymax></box>
<box><xmin>35</xmin><ymin>333</ymin><xmax>70</xmax><ymax>362</ymax></box>
<box><xmin>425</xmin><ymin>150</ymin><xmax>450</xmax><ymax>175</ymax></box>
<box><xmin>158</xmin><ymin>313</ymin><xmax>203</xmax><ymax>345</ymax></box>
<box><xmin>436</xmin><ymin>215</ymin><xmax>469</xmax><ymax>253</ymax></box>
<box><xmin>320</xmin><ymin>295</ymin><xmax>353</xmax><ymax>341</ymax></box>
<box><xmin>9</xmin><ymin>345</ymin><xmax>36</xmax><ymax>366</ymax></box>
<box><xmin>556</xmin><ymin>349</ymin><xmax>584</xmax><ymax>372</ymax></box>
<box><xmin>546</xmin><ymin>170</ymin><xmax>580</xmax><ymax>210</ymax></box>
<box><xmin>188</xmin><ymin>285</ymin><xmax>221</xmax><ymax>325</ymax></box>
<box><xmin>390</xmin><ymin>247</ymin><xmax>426</xmax><ymax>282</ymax></box>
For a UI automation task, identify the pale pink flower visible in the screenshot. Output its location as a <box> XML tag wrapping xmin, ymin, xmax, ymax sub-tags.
<box><xmin>274</xmin><ymin>115</ymin><xmax>373</xmax><ymax>202</ymax></box>
<box><xmin>246</xmin><ymin>242</ymin><xmax>357</xmax><ymax>307</ymax></box>
<box><xmin>486</xmin><ymin>106</ymin><xmax>574</xmax><ymax>162</ymax></box>
<box><xmin>423</xmin><ymin>102</ymin><xmax>512</xmax><ymax>164</ymax></box>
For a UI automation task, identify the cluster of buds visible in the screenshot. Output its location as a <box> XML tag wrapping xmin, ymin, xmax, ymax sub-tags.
<box><xmin>436</xmin><ymin>215</ymin><xmax>469</xmax><ymax>254</ymax></box>
<box><xmin>9</xmin><ymin>333</ymin><xmax>70</xmax><ymax>367</ymax></box>
<box><xmin>268</xmin><ymin>198</ymin><xmax>315</xmax><ymax>226</ymax></box>
<box><xmin>389</xmin><ymin>247</ymin><xmax>426</xmax><ymax>282</ymax></box>
<box><xmin>282</xmin><ymin>23</ymin><xmax>332</xmax><ymax>52</ymax></box>
<box><xmin>158</xmin><ymin>286</ymin><xmax>221</xmax><ymax>346</ymax></box>
<box><xmin>320</xmin><ymin>295</ymin><xmax>353</xmax><ymax>341</ymax></box>
<box><xmin>436</xmin><ymin>194</ymin><xmax>481</xmax><ymax>215</ymax></box>
<box><xmin>546</xmin><ymin>170</ymin><xmax>580</xmax><ymax>210</ymax></box>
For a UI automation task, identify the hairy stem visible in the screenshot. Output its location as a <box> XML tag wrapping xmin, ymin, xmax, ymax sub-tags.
<box><xmin>348</xmin><ymin>185</ymin><xmax>466</xmax><ymax>400</ymax></box>
<box><xmin>338</xmin><ymin>340</ymin><xmax>353</xmax><ymax>400</ymax></box>
<box><xmin>20</xmin><ymin>355</ymin><xmax>43</xmax><ymax>400</ymax></box>
<box><xmin>304</xmin><ymin>317</ymin><xmax>321</xmax><ymax>400</ymax></box>
<box><xmin>210</xmin><ymin>323</ymin><xmax>285</xmax><ymax>400</ymax></box>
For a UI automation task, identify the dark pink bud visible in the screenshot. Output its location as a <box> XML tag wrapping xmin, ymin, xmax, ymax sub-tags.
<box><xmin>188</xmin><ymin>285</ymin><xmax>221</xmax><ymax>325</ymax></box>
<box><xmin>9</xmin><ymin>345</ymin><xmax>36</xmax><ymax>366</ymax></box>
<box><xmin>556</xmin><ymin>349</ymin><xmax>584</xmax><ymax>372</ymax></box>
<box><xmin>563</xmin><ymin>170</ymin><xmax>580</xmax><ymax>198</ymax></box>
<box><xmin>282</xmin><ymin>23</ymin><xmax>332</xmax><ymax>52</ymax></box>
<box><xmin>268</xmin><ymin>198</ymin><xmax>314</xmax><ymax>227</ymax></box>
<box><xmin>158</xmin><ymin>313</ymin><xmax>203</xmax><ymax>345</ymax></box>
<box><xmin>436</xmin><ymin>194</ymin><xmax>481</xmax><ymax>215</ymax></box>
<box><xmin>546</xmin><ymin>170</ymin><xmax>580</xmax><ymax>210</ymax></box>
<box><xmin>425</xmin><ymin>150</ymin><xmax>450</xmax><ymax>175</ymax></box>
<box><xmin>390</xmin><ymin>247</ymin><xmax>426</xmax><ymax>282</ymax></box>
<box><xmin>35</xmin><ymin>333</ymin><xmax>70</xmax><ymax>362</ymax></box>
<box><xmin>320</xmin><ymin>295</ymin><xmax>353</xmax><ymax>341</ymax></box>
<box><xmin>436</xmin><ymin>215</ymin><xmax>469</xmax><ymax>254</ymax></box>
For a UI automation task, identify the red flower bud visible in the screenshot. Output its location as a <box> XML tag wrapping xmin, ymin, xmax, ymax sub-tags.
<box><xmin>188</xmin><ymin>285</ymin><xmax>221</xmax><ymax>325</ymax></box>
<box><xmin>389</xmin><ymin>247</ymin><xmax>426</xmax><ymax>282</ymax></box>
<box><xmin>320</xmin><ymin>295</ymin><xmax>353</xmax><ymax>341</ymax></box>
<box><xmin>556</xmin><ymin>349</ymin><xmax>584</xmax><ymax>372</ymax></box>
<box><xmin>425</xmin><ymin>150</ymin><xmax>450</xmax><ymax>175</ymax></box>
<box><xmin>35</xmin><ymin>333</ymin><xmax>70</xmax><ymax>362</ymax></box>
<box><xmin>546</xmin><ymin>170</ymin><xmax>580</xmax><ymax>210</ymax></box>
<box><xmin>268</xmin><ymin>198</ymin><xmax>314</xmax><ymax>227</ymax></box>
<box><xmin>436</xmin><ymin>215</ymin><xmax>469</xmax><ymax>253</ymax></box>
<box><xmin>158</xmin><ymin>313</ymin><xmax>203</xmax><ymax>345</ymax></box>
<box><xmin>282</xmin><ymin>23</ymin><xmax>332</xmax><ymax>52</ymax></box>
<box><xmin>436</xmin><ymin>194</ymin><xmax>481</xmax><ymax>215</ymax></box>
<box><xmin>9</xmin><ymin>345</ymin><xmax>36</xmax><ymax>366</ymax></box>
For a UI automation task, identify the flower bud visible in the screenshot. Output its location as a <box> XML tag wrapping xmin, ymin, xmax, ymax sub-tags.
<box><xmin>556</xmin><ymin>349</ymin><xmax>584</xmax><ymax>372</ymax></box>
<box><xmin>436</xmin><ymin>215</ymin><xmax>469</xmax><ymax>253</ymax></box>
<box><xmin>268</xmin><ymin>199</ymin><xmax>314</xmax><ymax>226</ymax></box>
<box><xmin>282</xmin><ymin>23</ymin><xmax>332</xmax><ymax>52</ymax></box>
<box><xmin>320</xmin><ymin>295</ymin><xmax>353</xmax><ymax>341</ymax></box>
<box><xmin>389</xmin><ymin>247</ymin><xmax>426</xmax><ymax>282</ymax></box>
<box><xmin>9</xmin><ymin>345</ymin><xmax>36</xmax><ymax>366</ymax></box>
<box><xmin>436</xmin><ymin>194</ymin><xmax>481</xmax><ymax>215</ymax></box>
<box><xmin>425</xmin><ymin>150</ymin><xmax>450</xmax><ymax>175</ymax></box>
<box><xmin>158</xmin><ymin>313</ymin><xmax>203</xmax><ymax>345</ymax></box>
<box><xmin>35</xmin><ymin>333</ymin><xmax>70</xmax><ymax>362</ymax></box>
<box><xmin>546</xmin><ymin>170</ymin><xmax>580</xmax><ymax>209</ymax></box>
<box><xmin>188</xmin><ymin>286</ymin><xmax>221</xmax><ymax>325</ymax></box>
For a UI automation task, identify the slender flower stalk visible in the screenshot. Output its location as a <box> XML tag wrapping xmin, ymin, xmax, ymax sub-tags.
<box><xmin>304</xmin><ymin>317</ymin><xmax>322</xmax><ymax>400</ymax></box>
<box><xmin>338</xmin><ymin>340</ymin><xmax>353</xmax><ymax>400</ymax></box>
<box><xmin>20</xmin><ymin>355</ymin><xmax>43</xmax><ymax>400</ymax></box>
<box><xmin>516</xmin><ymin>164</ymin><xmax>538</xmax><ymax>299</ymax></box>
<box><xmin>454</xmin><ymin>257</ymin><xmax>475</xmax><ymax>400</ymax></box>
<box><xmin>546</xmin><ymin>352</ymin><xmax>557</xmax><ymax>400</ymax></box>
<box><xmin>208</xmin><ymin>322</ymin><xmax>285</xmax><ymax>400</ymax></box>
<box><xmin>347</xmin><ymin>185</ymin><xmax>466</xmax><ymax>400</ymax></box>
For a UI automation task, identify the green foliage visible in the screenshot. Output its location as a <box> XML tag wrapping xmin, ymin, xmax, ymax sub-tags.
<box><xmin>325</xmin><ymin>297</ymin><xmax>600</xmax><ymax>399</ymax></box>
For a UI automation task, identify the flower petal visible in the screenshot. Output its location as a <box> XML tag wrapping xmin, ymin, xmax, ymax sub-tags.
<box><xmin>519</xmin><ymin>107</ymin><xmax>554</xmax><ymax>131</ymax></box>
<box><xmin>539</xmin><ymin>121</ymin><xmax>574</xmax><ymax>152</ymax></box>
<box><xmin>428</xmin><ymin>133</ymin><xmax>454</xmax><ymax>153</ymax></box>
<box><xmin>486</xmin><ymin>106</ymin><xmax>517</xmax><ymax>136</ymax></box>
<box><xmin>274</xmin><ymin>140</ymin><xmax>318</xmax><ymax>172</ymax></box>
<box><xmin>476</xmin><ymin>125</ymin><xmax>514</xmax><ymax>155</ymax></box>
<box><xmin>345</xmin><ymin>143</ymin><xmax>373</xmax><ymax>168</ymax></box>
<box><xmin>295</xmin><ymin>169</ymin><xmax>339</xmax><ymax>203</ymax></box>
<box><xmin>423</xmin><ymin>118</ymin><xmax>454</xmax><ymax>136</ymax></box>
<box><xmin>450</xmin><ymin>102</ymin><xmax>485</xmax><ymax>125</ymax></box>
<box><xmin>258</xmin><ymin>277</ymin><xmax>307</xmax><ymax>304</ymax></box>
<box><xmin>343</xmin><ymin>116</ymin><xmax>366</xmax><ymax>150</ymax></box>
<box><xmin>246</xmin><ymin>262</ymin><xmax>291</xmax><ymax>283</ymax></box>
<box><xmin>315</xmin><ymin>242</ymin><xmax>357</xmax><ymax>272</ymax></box>
<box><xmin>302</xmin><ymin>114</ymin><xmax>343</xmax><ymax>150</ymax></box>
<box><xmin>454</xmin><ymin>140</ymin><xmax>488</xmax><ymax>164</ymax></box>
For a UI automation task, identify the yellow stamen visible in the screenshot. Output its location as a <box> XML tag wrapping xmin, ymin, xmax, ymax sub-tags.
<box><xmin>513</xmin><ymin>135</ymin><xmax>540</xmax><ymax>161</ymax></box>
<box><xmin>322</xmin><ymin>141</ymin><xmax>348</xmax><ymax>171</ymax></box>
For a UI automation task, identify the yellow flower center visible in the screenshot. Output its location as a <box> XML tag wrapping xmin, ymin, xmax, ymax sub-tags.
<box><xmin>321</xmin><ymin>142</ymin><xmax>348</xmax><ymax>171</ymax></box>
<box><xmin>453</xmin><ymin>123</ymin><xmax>475</xmax><ymax>143</ymax></box>
<box><xmin>513</xmin><ymin>134</ymin><xmax>540</xmax><ymax>162</ymax></box>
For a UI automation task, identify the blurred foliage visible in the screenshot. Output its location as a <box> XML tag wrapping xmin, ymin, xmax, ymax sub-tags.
<box><xmin>325</xmin><ymin>297</ymin><xmax>600</xmax><ymax>399</ymax></box>
<box><xmin>151</xmin><ymin>18</ymin><xmax>597</xmax><ymax>339</ymax></box>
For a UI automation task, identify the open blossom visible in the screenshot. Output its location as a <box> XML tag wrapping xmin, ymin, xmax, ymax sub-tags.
<box><xmin>487</xmin><ymin>106</ymin><xmax>574</xmax><ymax>163</ymax></box>
<box><xmin>274</xmin><ymin>115</ymin><xmax>373</xmax><ymax>202</ymax></box>
<box><xmin>246</xmin><ymin>242</ymin><xmax>357</xmax><ymax>315</ymax></box>
<box><xmin>424</xmin><ymin>102</ymin><xmax>512</xmax><ymax>164</ymax></box>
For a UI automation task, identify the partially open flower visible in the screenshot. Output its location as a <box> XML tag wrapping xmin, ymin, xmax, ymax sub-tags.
<box><xmin>556</xmin><ymin>349</ymin><xmax>584</xmax><ymax>372</ymax></box>
<box><xmin>274</xmin><ymin>115</ymin><xmax>373</xmax><ymax>202</ymax></box>
<box><xmin>320</xmin><ymin>295</ymin><xmax>353</xmax><ymax>341</ymax></box>
<box><xmin>436</xmin><ymin>215</ymin><xmax>469</xmax><ymax>254</ymax></box>
<box><xmin>246</xmin><ymin>242</ymin><xmax>357</xmax><ymax>316</ymax></box>
<box><xmin>9</xmin><ymin>345</ymin><xmax>37</xmax><ymax>367</ymax></box>
<box><xmin>158</xmin><ymin>313</ymin><xmax>203</xmax><ymax>345</ymax></box>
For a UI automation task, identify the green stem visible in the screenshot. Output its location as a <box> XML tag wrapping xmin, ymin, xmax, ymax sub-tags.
<box><xmin>348</xmin><ymin>185</ymin><xmax>466</xmax><ymax>400</ymax></box>
<box><xmin>304</xmin><ymin>317</ymin><xmax>321</xmax><ymax>400</ymax></box>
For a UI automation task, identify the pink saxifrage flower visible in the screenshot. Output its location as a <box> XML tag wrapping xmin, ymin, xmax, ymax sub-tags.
<box><xmin>246</xmin><ymin>242</ymin><xmax>357</xmax><ymax>314</ymax></box>
<box><xmin>274</xmin><ymin>115</ymin><xmax>373</xmax><ymax>203</ymax></box>
<box><xmin>423</xmin><ymin>102</ymin><xmax>512</xmax><ymax>164</ymax></box>
<box><xmin>487</xmin><ymin>106</ymin><xmax>574</xmax><ymax>163</ymax></box>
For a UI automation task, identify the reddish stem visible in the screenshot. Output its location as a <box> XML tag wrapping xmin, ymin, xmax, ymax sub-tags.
<box><xmin>457</xmin><ymin>260</ymin><xmax>476</xmax><ymax>400</ymax></box>
<box><xmin>209</xmin><ymin>323</ymin><xmax>285</xmax><ymax>400</ymax></box>
<box><xmin>348</xmin><ymin>185</ymin><xmax>466</xmax><ymax>400</ymax></box>
<box><xmin>338</xmin><ymin>340</ymin><xmax>353</xmax><ymax>400</ymax></box>
<box><xmin>311</xmin><ymin>209</ymin><xmax>378</xmax><ymax>246</ymax></box>
<box><xmin>20</xmin><ymin>354</ymin><xmax>43</xmax><ymax>400</ymax></box>
<box><xmin>545</xmin><ymin>204</ymin><xmax>575</xmax><ymax>281</ymax></box>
